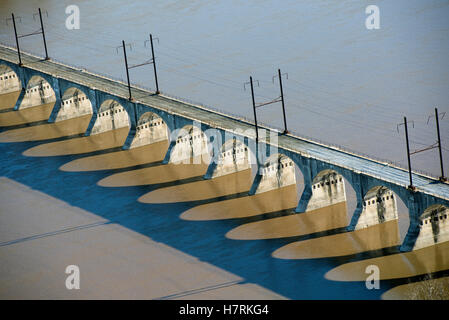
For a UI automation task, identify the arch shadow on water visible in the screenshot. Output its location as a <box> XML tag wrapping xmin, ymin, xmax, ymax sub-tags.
<box><xmin>0</xmin><ymin>132</ymin><xmax>407</xmax><ymax>300</ymax></box>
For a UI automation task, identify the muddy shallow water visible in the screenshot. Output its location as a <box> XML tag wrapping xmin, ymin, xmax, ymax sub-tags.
<box><xmin>1</xmin><ymin>68</ymin><xmax>448</xmax><ymax>299</ymax></box>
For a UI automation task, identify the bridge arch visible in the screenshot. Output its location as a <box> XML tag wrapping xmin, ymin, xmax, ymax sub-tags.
<box><xmin>19</xmin><ymin>75</ymin><xmax>56</xmax><ymax>109</ymax></box>
<box><xmin>130</xmin><ymin>111</ymin><xmax>169</xmax><ymax>149</ymax></box>
<box><xmin>246</xmin><ymin>152</ymin><xmax>304</xmax><ymax>212</ymax></box>
<box><xmin>90</xmin><ymin>99</ymin><xmax>130</xmax><ymax>135</ymax></box>
<box><xmin>356</xmin><ymin>185</ymin><xmax>409</xmax><ymax>242</ymax></box>
<box><xmin>357</xmin><ymin>186</ymin><xmax>400</xmax><ymax>227</ymax></box>
<box><xmin>208</xmin><ymin>138</ymin><xmax>254</xmax><ymax>178</ymax></box>
<box><xmin>0</xmin><ymin>64</ymin><xmax>21</xmax><ymax>94</ymax></box>
<box><xmin>254</xmin><ymin>153</ymin><xmax>302</xmax><ymax>194</ymax></box>
<box><xmin>413</xmin><ymin>204</ymin><xmax>449</xmax><ymax>250</ymax></box>
<box><xmin>55</xmin><ymin>87</ymin><xmax>93</xmax><ymax>122</ymax></box>
<box><xmin>305</xmin><ymin>168</ymin><xmax>348</xmax><ymax>212</ymax></box>
<box><xmin>168</xmin><ymin>124</ymin><xmax>210</xmax><ymax>164</ymax></box>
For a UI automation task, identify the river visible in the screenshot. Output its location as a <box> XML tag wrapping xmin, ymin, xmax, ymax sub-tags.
<box><xmin>0</xmin><ymin>0</ymin><xmax>448</xmax><ymax>299</ymax></box>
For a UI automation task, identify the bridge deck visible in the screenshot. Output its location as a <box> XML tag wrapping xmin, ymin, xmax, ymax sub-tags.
<box><xmin>1</xmin><ymin>45</ymin><xmax>448</xmax><ymax>201</ymax></box>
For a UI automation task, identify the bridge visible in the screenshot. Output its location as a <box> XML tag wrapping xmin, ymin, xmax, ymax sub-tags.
<box><xmin>1</xmin><ymin>44</ymin><xmax>448</xmax><ymax>252</ymax></box>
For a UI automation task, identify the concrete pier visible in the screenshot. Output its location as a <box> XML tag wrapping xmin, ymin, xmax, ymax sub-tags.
<box><xmin>355</xmin><ymin>186</ymin><xmax>398</xmax><ymax>230</ymax></box>
<box><xmin>0</xmin><ymin>65</ymin><xmax>20</xmax><ymax>94</ymax></box>
<box><xmin>91</xmin><ymin>100</ymin><xmax>129</xmax><ymax>135</ymax></box>
<box><xmin>130</xmin><ymin>112</ymin><xmax>168</xmax><ymax>149</ymax></box>
<box><xmin>254</xmin><ymin>154</ymin><xmax>296</xmax><ymax>194</ymax></box>
<box><xmin>209</xmin><ymin>139</ymin><xmax>251</xmax><ymax>179</ymax></box>
<box><xmin>55</xmin><ymin>88</ymin><xmax>92</xmax><ymax>122</ymax></box>
<box><xmin>306</xmin><ymin>170</ymin><xmax>346</xmax><ymax>212</ymax></box>
<box><xmin>167</xmin><ymin>125</ymin><xmax>210</xmax><ymax>164</ymax></box>
<box><xmin>413</xmin><ymin>205</ymin><xmax>449</xmax><ymax>250</ymax></box>
<box><xmin>18</xmin><ymin>76</ymin><xmax>55</xmax><ymax>110</ymax></box>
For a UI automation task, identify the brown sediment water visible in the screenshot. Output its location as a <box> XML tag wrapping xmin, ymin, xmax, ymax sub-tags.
<box><xmin>138</xmin><ymin>169</ymin><xmax>252</xmax><ymax>203</ymax></box>
<box><xmin>97</xmin><ymin>159</ymin><xmax>209</xmax><ymax>187</ymax></box>
<box><xmin>0</xmin><ymin>102</ymin><xmax>55</xmax><ymax>127</ymax></box>
<box><xmin>325</xmin><ymin>240</ymin><xmax>449</xmax><ymax>281</ymax></box>
<box><xmin>226</xmin><ymin>202</ymin><xmax>348</xmax><ymax>240</ymax></box>
<box><xmin>22</xmin><ymin>127</ymin><xmax>129</xmax><ymax>157</ymax></box>
<box><xmin>272</xmin><ymin>219</ymin><xmax>400</xmax><ymax>259</ymax></box>
<box><xmin>60</xmin><ymin>140</ymin><xmax>169</xmax><ymax>172</ymax></box>
<box><xmin>0</xmin><ymin>115</ymin><xmax>92</xmax><ymax>142</ymax></box>
<box><xmin>0</xmin><ymin>177</ymin><xmax>285</xmax><ymax>300</ymax></box>
<box><xmin>180</xmin><ymin>185</ymin><xmax>298</xmax><ymax>221</ymax></box>
<box><xmin>0</xmin><ymin>91</ymin><xmax>20</xmax><ymax>110</ymax></box>
<box><xmin>382</xmin><ymin>276</ymin><xmax>449</xmax><ymax>300</ymax></box>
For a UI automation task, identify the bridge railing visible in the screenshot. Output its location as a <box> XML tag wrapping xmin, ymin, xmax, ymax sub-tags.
<box><xmin>0</xmin><ymin>42</ymin><xmax>440</xmax><ymax>181</ymax></box>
